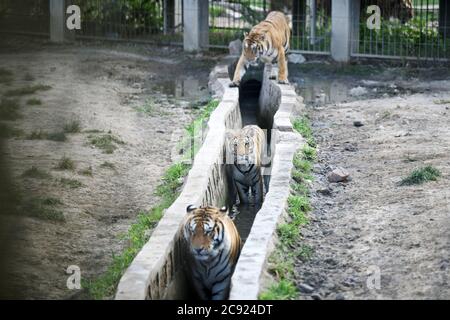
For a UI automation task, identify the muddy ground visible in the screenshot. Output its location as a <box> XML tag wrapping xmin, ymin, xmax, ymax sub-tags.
<box><xmin>290</xmin><ymin>61</ymin><xmax>450</xmax><ymax>299</ymax></box>
<box><xmin>0</xmin><ymin>36</ymin><xmax>217</xmax><ymax>299</ymax></box>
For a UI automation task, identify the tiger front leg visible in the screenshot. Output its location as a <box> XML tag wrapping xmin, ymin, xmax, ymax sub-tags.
<box><xmin>230</xmin><ymin>55</ymin><xmax>247</xmax><ymax>88</ymax></box>
<box><xmin>235</xmin><ymin>181</ymin><xmax>250</xmax><ymax>204</ymax></box>
<box><xmin>277</xmin><ymin>48</ymin><xmax>289</xmax><ymax>84</ymax></box>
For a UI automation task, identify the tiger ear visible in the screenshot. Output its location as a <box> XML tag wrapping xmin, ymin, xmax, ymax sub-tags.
<box><xmin>186</xmin><ymin>205</ymin><xmax>197</xmax><ymax>213</ymax></box>
<box><xmin>243</xmin><ymin>31</ymin><xmax>248</xmax><ymax>38</ymax></box>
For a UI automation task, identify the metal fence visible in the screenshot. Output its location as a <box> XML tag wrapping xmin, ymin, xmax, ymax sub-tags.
<box><xmin>73</xmin><ymin>0</ymin><xmax>183</xmax><ymax>44</ymax></box>
<box><xmin>208</xmin><ymin>0</ymin><xmax>331</xmax><ymax>54</ymax></box>
<box><xmin>0</xmin><ymin>0</ymin><xmax>49</xmax><ymax>36</ymax></box>
<box><xmin>1</xmin><ymin>0</ymin><xmax>449</xmax><ymax>60</ymax></box>
<box><xmin>353</xmin><ymin>0</ymin><xmax>450</xmax><ymax>59</ymax></box>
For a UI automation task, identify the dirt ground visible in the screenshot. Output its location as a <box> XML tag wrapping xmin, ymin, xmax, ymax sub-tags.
<box><xmin>290</xmin><ymin>62</ymin><xmax>450</xmax><ymax>299</ymax></box>
<box><xmin>0</xmin><ymin>36</ymin><xmax>216</xmax><ymax>299</ymax></box>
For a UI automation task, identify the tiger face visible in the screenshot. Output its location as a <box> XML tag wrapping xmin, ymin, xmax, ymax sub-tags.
<box><xmin>243</xmin><ymin>32</ymin><xmax>265</xmax><ymax>67</ymax></box>
<box><xmin>227</xmin><ymin>132</ymin><xmax>256</xmax><ymax>171</ymax></box>
<box><xmin>183</xmin><ymin>205</ymin><xmax>229</xmax><ymax>261</ymax></box>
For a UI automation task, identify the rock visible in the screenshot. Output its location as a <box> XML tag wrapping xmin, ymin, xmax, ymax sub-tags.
<box><xmin>288</xmin><ymin>53</ymin><xmax>306</xmax><ymax>64</ymax></box>
<box><xmin>353</xmin><ymin>120</ymin><xmax>364</xmax><ymax>127</ymax></box>
<box><xmin>335</xmin><ymin>293</ymin><xmax>346</xmax><ymax>300</ymax></box>
<box><xmin>317</xmin><ymin>188</ymin><xmax>332</xmax><ymax>196</ymax></box>
<box><xmin>327</xmin><ymin>167</ymin><xmax>350</xmax><ymax>183</ymax></box>
<box><xmin>228</xmin><ymin>39</ymin><xmax>242</xmax><ymax>56</ymax></box>
<box><xmin>298</xmin><ymin>283</ymin><xmax>314</xmax><ymax>293</ymax></box>
<box><xmin>311</xmin><ymin>293</ymin><xmax>322</xmax><ymax>300</ymax></box>
<box><xmin>349</xmin><ymin>86</ymin><xmax>368</xmax><ymax>96</ymax></box>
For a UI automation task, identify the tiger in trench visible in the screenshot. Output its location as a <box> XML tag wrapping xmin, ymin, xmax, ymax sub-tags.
<box><xmin>226</xmin><ymin>125</ymin><xmax>266</xmax><ymax>206</ymax></box>
<box><xmin>182</xmin><ymin>205</ymin><xmax>242</xmax><ymax>300</ymax></box>
<box><xmin>230</xmin><ymin>11</ymin><xmax>291</xmax><ymax>87</ymax></box>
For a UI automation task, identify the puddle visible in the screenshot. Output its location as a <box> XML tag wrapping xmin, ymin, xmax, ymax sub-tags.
<box><xmin>150</xmin><ymin>76</ymin><xmax>208</xmax><ymax>100</ymax></box>
<box><xmin>291</xmin><ymin>75</ymin><xmax>423</xmax><ymax>107</ymax></box>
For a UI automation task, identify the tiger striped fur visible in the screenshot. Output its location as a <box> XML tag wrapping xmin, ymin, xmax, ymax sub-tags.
<box><xmin>226</xmin><ymin>125</ymin><xmax>266</xmax><ymax>206</ymax></box>
<box><xmin>182</xmin><ymin>205</ymin><xmax>242</xmax><ymax>300</ymax></box>
<box><xmin>230</xmin><ymin>11</ymin><xmax>291</xmax><ymax>87</ymax></box>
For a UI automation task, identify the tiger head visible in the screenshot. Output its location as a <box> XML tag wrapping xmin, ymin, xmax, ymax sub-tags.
<box><xmin>226</xmin><ymin>130</ymin><xmax>257</xmax><ymax>171</ymax></box>
<box><xmin>183</xmin><ymin>205</ymin><xmax>229</xmax><ymax>261</ymax></box>
<box><xmin>242</xmin><ymin>32</ymin><xmax>266</xmax><ymax>67</ymax></box>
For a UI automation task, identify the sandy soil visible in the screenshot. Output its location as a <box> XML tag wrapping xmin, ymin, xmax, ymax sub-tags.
<box><xmin>292</xmin><ymin>65</ymin><xmax>450</xmax><ymax>299</ymax></box>
<box><xmin>0</xmin><ymin>37</ymin><xmax>216</xmax><ymax>299</ymax></box>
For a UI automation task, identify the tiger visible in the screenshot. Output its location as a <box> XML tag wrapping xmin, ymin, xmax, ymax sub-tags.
<box><xmin>182</xmin><ymin>205</ymin><xmax>242</xmax><ymax>300</ymax></box>
<box><xmin>230</xmin><ymin>11</ymin><xmax>291</xmax><ymax>87</ymax></box>
<box><xmin>226</xmin><ymin>125</ymin><xmax>266</xmax><ymax>206</ymax></box>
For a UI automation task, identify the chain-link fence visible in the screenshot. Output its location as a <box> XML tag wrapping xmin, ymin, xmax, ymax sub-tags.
<box><xmin>73</xmin><ymin>0</ymin><xmax>183</xmax><ymax>44</ymax></box>
<box><xmin>208</xmin><ymin>0</ymin><xmax>331</xmax><ymax>54</ymax></box>
<box><xmin>0</xmin><ymin>0</ymin><xmax>49</xmax><ymax>36</ymax></box>
<box><xmin>353</xmin><ymin>0</ymin><xmax>450</xmax><ymax>59</ymax></box>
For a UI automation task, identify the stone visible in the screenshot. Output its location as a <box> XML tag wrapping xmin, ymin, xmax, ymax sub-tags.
<box><xmin>311</xmin><ymin>293</ymin><xmax>322</xmax><ymax>300</ymax></box>
<box><xmin>349</xmin><ymin>86</ymin><xmax>367</xmax><ymax>96</ymax></box>
<box><xmin>298</xmin><ymin>283</ymin><xmax>314</xmax><ymax>293</ymax></box>
<box><xmin>327</xmin><ymin>167</ymin><xmax>350</xmax><ymax>183</ymax></box>
<box><xmin>336</xmin><ymin>293</ymin><xmax>346</xmax><ymax>300</ymax></box>
<box><xmin>353</xmin><ymin>121</ymin><xmax>364</xmax><ymax>127</ymax></box>
<box><xmin>228</xmin><ymin>39</ymin><xmax>242</xmax><ymax>56</ymax></box>
<box><xmin>288</xmin><ymin>53</ymin><xmax>306</xmax><ymax>64</ymax></box>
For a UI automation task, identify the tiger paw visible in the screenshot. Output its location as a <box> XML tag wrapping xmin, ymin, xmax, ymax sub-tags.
<box><xmin>278</xmin><ymin>79</ymin><xmax>289</xmax><ymax>85</ymax></box>
<box><xmin>229</xmin><ymin>81</ymin><xmax>240</xmax><ymax>88</ymax></box>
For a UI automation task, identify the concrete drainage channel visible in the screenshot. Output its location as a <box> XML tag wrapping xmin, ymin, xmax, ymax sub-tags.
<box><xmin>115</xmin><ymin>56</ymin><xmax>305</xmax><ymax>300</ymax></box>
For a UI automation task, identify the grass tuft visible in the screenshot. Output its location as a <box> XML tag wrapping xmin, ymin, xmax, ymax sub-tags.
<box><xmin>59</xmin><ymin>177</ymin><xmax>83</xmax><ymax>189</ymax></box>
<box><xmin>88</xmin><ymin>133</ymin><xmax>124</xmax><ymax>154</ymax></box>
<box><xmin>55</xmin><ymin>156</ymin><xmax>76</xmax><ymax>171</ymax></box>
<box><xmin>293</xmin><ymin>116</ymin><xmax>316</xmax><ymax>147</ymax></box>
<box><xmin>63</xmin><ymin>120</ymin><xmax>81</xmax><ymax>133</ymax></box>
<box><xmin>400</xmin><ymin>165</ymin><xmax>441</xmax><ymax>186</ymax></box>
<box><xmin>259</xmin><ymin>280</ymin><xmax>298</xmax><ymax>300</ymax></box>
<box><xmin>22</xmin><ymin>197</ymin><xmax>65</xmax><ymax>222</ymax></box>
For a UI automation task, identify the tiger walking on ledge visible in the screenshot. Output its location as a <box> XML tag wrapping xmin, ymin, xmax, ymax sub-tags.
<box><xmin>230</xmin><ymin>11</ymin><xmax>291</xmax><ymax>87</ymax></box>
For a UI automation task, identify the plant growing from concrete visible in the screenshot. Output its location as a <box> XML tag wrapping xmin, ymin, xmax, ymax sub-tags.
<box><xmin>260</xmin><ymin>119</ymin><xmax>316</xmax><ymax>300</ymax></box>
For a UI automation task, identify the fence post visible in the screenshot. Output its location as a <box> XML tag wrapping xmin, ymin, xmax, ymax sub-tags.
<box><xmin>183</xmin><ymin>0</ymin><xmax>209</xmax><ymax>51</ymax></box>
<box><xmin>164</xmin><ymin>0</ymin><xmax>175</xmax><ymax>34</ymax></box>
<box><xmin>50</xmin><ymin>0</ymin><xmax>66</xmax><ymax>42</ymax></box>
<box><xmin>331</xmin><ymin>0</ymin><xmax>359</xmax><ymax>62</ymax></box>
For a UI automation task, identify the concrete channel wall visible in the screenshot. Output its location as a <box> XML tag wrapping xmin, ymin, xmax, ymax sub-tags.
<box><xmin>115</xmin><ymin>57</ymin><xmax>304</xmax><ymax>300</ymax></box>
